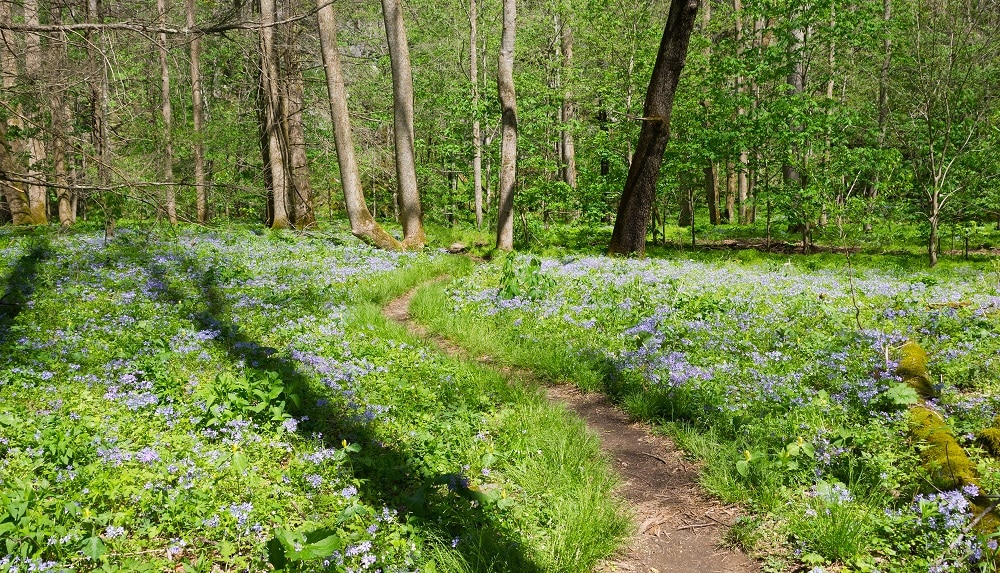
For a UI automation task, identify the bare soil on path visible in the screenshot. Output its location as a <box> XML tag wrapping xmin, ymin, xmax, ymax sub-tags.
<box><xmin>383</xmin><ymin>283</ymin><xmax>760</xmax><ymax>573</ymax></box>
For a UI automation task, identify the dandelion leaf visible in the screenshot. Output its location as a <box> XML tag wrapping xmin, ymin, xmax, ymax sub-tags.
<box><xmin>897</xmin><ymin>341</ymin><xmax>937</xmax><ymax>398</ymax></box>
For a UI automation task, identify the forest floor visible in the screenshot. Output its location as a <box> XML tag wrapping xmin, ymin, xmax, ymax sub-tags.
<box><xmin>384</xmin><ymin>280</ymin><xmax>760</xmax><ymax>573</ymax></box>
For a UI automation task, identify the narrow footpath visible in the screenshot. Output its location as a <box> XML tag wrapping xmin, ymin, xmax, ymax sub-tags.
<box><xmin>384</xmin><ymin>283</ymin><xmax>760</xmax><ymax>573</ymax></box>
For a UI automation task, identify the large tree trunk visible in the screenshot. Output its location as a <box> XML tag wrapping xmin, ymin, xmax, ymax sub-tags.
<box><xmin>23</xmin><ymin>0</ymin><xmax>47</xmax><ymax>224</ymax></box>
<box><xmin>609</xmin><ymin>0</ymin><xmax>700</xmax><ymax>255</ymax></box>
<box><xmin>158</xmin><ymin>0</ymin><xmax>177</xmax><ymax>224</ymax></box>
<box><xmin>470</xmin><ymin>0</ymin><xmax>482</xmax><ymax>229</ymax></box>
<box><xmin>559</xmin><ymin>14</ymin><xmax>577</xmax><ymax>190</ymax></box>
<box><xmin>381</xmin><ymin>0</ymin><xmax>425</xmax><ymax>249</ymax></box>
<box><xmin>260</xmin><ymin>0</ymin><xmax>291</xmax><ymax>228</ymax></box>
<box><xmin>316</xmin><ymin>0</ymin><xmax>400</xmax><ymax>249</ymax></box>
<box><xmin>283</xmin><ymin>32</ymin><xmax>315</xmax><ymax>229</ymax></box>
<box><xmin>188</xmin><ymin>0</ymin><xmax>207</xmax><ymax>223</ymax></box>
<box><xmin>0</xmin><ymin>0</ymin><xmax>31</xmax><ymax>225</ymax></box>
<box><xmin>496</xmin><ymin>0</ymin><xmax>517</xmax><ymax>250</ymax></box>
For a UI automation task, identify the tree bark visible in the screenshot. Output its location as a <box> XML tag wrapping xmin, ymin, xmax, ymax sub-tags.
<box><xmin>470</xmin><ymin>0</ymin><xmax>482</xmax><ymax>229</ymax></box>
<box><xmin>381</xmin><ymin>0</ymin><xmax>425</xmax><ymax>249</ymax></box>
<box><xmin>701</xmin><ymin>0</ymin><xmax>719</xmax><ymax>226</ymax></box>
<box><xmin>0</xmin><ymin>0</ymin><xmax>31</xmax><ymax>225</ymax></box>
<box><xmin>260</xmin><ymin>0</ymin><xmax>291</xmax><ymax>228</ymax></box>
<box><xmin>49</xmin><ymin>5</ymin><xmax>70</xmax><ymax>227</ymax></box>
<box><xmin>24</xmin><ymin>0</ymin><xmax>47</xmax><ymax>224</ymax></box>
<box><xmin>87</xmin><ymin>0</ymin><xmax>110</xmax><ymax>195</ymax></box>
<box><xmin>496</xmin><ymin>0</ymin><xmax>517</xmax><ymax>250</ymax></box>
<box><xmin>609</xmin><ymin>0</ymin><xmax>700</xmax><ymax>256</ymax></box>
<box><xmin>559</xmin><ymin>13</ymin><xmax>577</xmax><ymax>190</ymax></box>
<box><xmin>725</xmin><ymin>160</ymin><xmax>737</xmax><ymax>223</ymax></box>
<box><xmin>316</xmin><ymin>0</ymin><xmax>400</xmax><ymax>249</ymax></box>
<box><xmin>158</xmin><ymin>0</ymin><xmax>177</xmax><ymax>224</ymax></box>
<box><xmin>734</xmin><ymin>0</ymin><xmax>749</xmax><ymax>224</ymax></box>
<box><xmin>283</xmin><ymin>31</ymin><xmax>315</xmax><ymax>228</ymax></box>
<box><xmin>188</xmin><ymin>0</ymin><xmax>207</xmax><ymax>223</ymax></box>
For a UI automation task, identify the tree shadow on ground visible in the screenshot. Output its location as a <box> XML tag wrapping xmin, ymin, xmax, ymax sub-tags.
<box><xmin>0</xmin><ymin>240</ymin><xmax>50</xmax><ymax>345</ymax></box>
<box><xmin>125</xmin><ymin>239</ymin><xmax>543</xmax><ymax>572</ymax></box>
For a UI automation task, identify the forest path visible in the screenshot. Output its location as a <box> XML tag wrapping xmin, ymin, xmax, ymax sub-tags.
<box><xmin>383</xmin><ymin>281</ymin><xmax>760</xmax><ymax>573</ymax></box>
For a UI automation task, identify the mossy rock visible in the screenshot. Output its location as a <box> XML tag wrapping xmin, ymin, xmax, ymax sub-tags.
<box><xmin>978</xmin><ymin>428</ymin><xmax>1000</xmax><ymax>458</ymax></box>
<box><xmin>897</xmin><ymin>341</ymin><xmax>937</xmax><ymax>398</ymax></box>
<box><xmin>909</xmin><ymin>406</ymin><xmax>979</xmax><ymax>491</ymax></box>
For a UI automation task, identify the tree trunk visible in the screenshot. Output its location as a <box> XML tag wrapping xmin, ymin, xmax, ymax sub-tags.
<box><xmin>283</xmin><ymin>35</ymin><xmax>315</xmax><ymax>229</ymax></box>
<box><xmin>188</xmin><ymin>0</ymin><xmax>207</xmax><ymax>223</ymax></box>
<box><xmin>87</xmin><ymin>0</ymin><xmax>110</xmax><ymax>195</ymax></box>
<box><xmin>705</xmin><ymin>164</ymin><xmax>720</xmax><ymax>225</ymax></box>
<box><xmin>725</xmin><ymin>160</ymin><xmax>736</xmax><ymax>223</ymax></box>
<box><xmin>316</xmin><ymin>0</ymin><xmax>400</xmax><ymax>249</ymax></box>
<box><xmin>49</xmin><ymin>6</ymin><xmax>70</xmax><ymax>227</ymax></box>
<box><xmin>0</xmin><ymin>0</ymin><xmax>31</xmax><ymax>225</ymax></box>
<box><xmin>24</xmin><ymin>0</ymin><xmax>47</xmax><ymax>224</ymax></box>
<box><xmin>608</xmin><ymin>0</ymin><xmax>700</xmax><ymax>256</ymax></box>
<box><xmin>381</xmin><ymin>0</ymin><xmax>425</xmax><ymax>249</ymax></box>
<box><xmin>470</xmin><ymin>0</ymin><xmax>482</xmax><ymax>229</ymax></box>
<box><xmin>260</xmin><ymin>0</ymin><xmax>290</xmax><ymax>229</ymax></box>
<box><xmin>560</xmin><ymin>13</ymin><xmax>577</xmax><ymax>190</ymax></box>
<box><xmin>158</xmin><ymin>0</ymin><xmax>177</xmax><ymax>224</ymax></box>
<box><xmin>734</xmin><ymin>0</ymin><xmax>750</xmax><ymax>224</ymax></box>
<box><xmin>496</xmin><ymin>0</ymin><xmax>517</xmax><ymax>251</ymax></box>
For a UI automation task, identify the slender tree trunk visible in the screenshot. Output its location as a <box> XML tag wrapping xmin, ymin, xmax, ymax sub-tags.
<box><xmin>49</xmin><ymin>6</ymin><xmax>70</xmax><ymax>227</ymax></box>
<box><xmin>734</xmin><ymin>0</ymin><xmax>749</xmax><ymax>224</ymax></box>
<box><xmin>260</xmin><ymin>0</ymin><xmax>290</xmax><ymax>228</ymax></box>
<box><xmin>700</xmin><ymin>0</ymin><xmax>720</xmax><ymax>226</ymax></box>
<box><xmin>158</xmin><ymin>0</ymin><xmax>177</xmax><ymax>224</ymax></box>
<box><xmin>187</xmin><ymin>0</ymin><xmax>207</xmax><ymax>223</ymax></box>
<box><xmin>24</xmin><ymin>0</ymin><xmax>47</xmax><ymax>224</ymax></box>
<box><xmin>283</xmin><ymin>36</ymin><xmax>315</xmax><ymax>228</ymax></box>
<box><xmin>381</xmin><ymin>0</ymin><xmax>425</xmax><ymax>249</ymax></box>
<box><xmin>316</xmin><ymin>0</ymin><xmax>399</xmax><ymax>249</ymax></box>
<box><xmin>560</xmin><ymin>13</ymin><xmax>577</xmax><ymax>190</ymax></box>
<box><xmin>496</xmin><ymin>0</ymin><xmax>517</xmax><ymax>250</ymax></box>
<box><xmin>87</xmin><ymin>0</ymin><xmax>110</xmax><ymax>194</ymax></box>
<box><xmin>725</xmin><ymin>160</ymin><xmax>736</xmax><ymax>223</ymax></box>
<box><xmin>609</xmin><ymin>0</ymin><xmax>700</xmax><ymax>256</ymax></box>
<box><xmin>867</xmin><ymin>0</ymin><xmax>891</xmax><ymax>233</ymax></box>
<box><xmin>470</xmin><ymin>0</ymin><xmax>482</xmax><ymax>229</ymax></box>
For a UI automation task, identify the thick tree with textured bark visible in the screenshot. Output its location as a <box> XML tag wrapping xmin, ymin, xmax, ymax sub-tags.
<box><xmin>23</xmin><ymin>0</ymin><xmax>47</xmax><ymax>224</ymax></box>
<box><xmin>316</xmin><ymin>0</ymin><xmax>400</xmax><ymax>249</ymax></box>
<box><xmin>283</xmin><ymin>41</ymin><xmax>315</xmax><ymax>229</ymax></box>
<box><xmin>608</xmin><ymin>0</ymin><xmax>699</xmax><ymax>256</ymax></box>
<box><xmin>496</xmin><ymin>0</ymin><xmax>517</xmax><ymax>251</ymax></box>
<box><xmin>381</xmin><ymin>0</ymin><xmax>425</xmax><ymax>249</ymax></box>
<box><xmin>0</xmin><ymin>0</ymin><xmax>31</xmax><ymax>225</ymax></box>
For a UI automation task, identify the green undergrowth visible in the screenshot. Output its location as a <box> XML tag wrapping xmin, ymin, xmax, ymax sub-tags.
<box><xmin>413</xmin><ymin>253</ymin><xmax>1000</xmax><ymax>572</ymax></box>
<box><xmin>0</xmin><ymin>225</ymin><xmax>627</xmax><ymax>572</ymax></box>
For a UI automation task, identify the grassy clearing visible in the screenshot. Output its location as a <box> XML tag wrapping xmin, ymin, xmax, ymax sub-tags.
<box><xmin>0</xmin><ymin>224</ymin><xmax>627</xmax><ymax>572</ymax></box>
<box><xmin>417</xmin><ymin>251</ymin><xmax>1000</xmax><ymax>572</ymax></box>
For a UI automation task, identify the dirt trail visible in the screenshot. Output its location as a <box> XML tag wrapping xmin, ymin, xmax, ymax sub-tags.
<box><xmin>383</xmin><ymin>284</ymin><xmax>760</xmax><ymax>573</ymax></box>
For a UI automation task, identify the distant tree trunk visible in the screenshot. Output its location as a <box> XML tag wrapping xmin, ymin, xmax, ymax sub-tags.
<box><xmin>260</xmin><ymin>0</ymin><xmax>291</xmax><ymax>228</ymax></box>
<box><xmin>734</xmin><ymin>0</ymin><xmax>749</xmax><ymax>224</ymax></box>
<box><xmin>158</xmin><ymin>0</ymin><xmax>177</xmax><ymax>224</ymax></box>
<box><xmin>87</xmin><ymin>0</ymin><xmax>110</xmax><ymax>194</ymax></box>
<box><xmin>701</xmin><ymin>0</ymin><xmax>720</xmax><ymax>226</ymax></box>
<box><xmin>725</xmin><ymin>160</ymin><xmax>736</xmax><ymax>223</ymax></box>
<box><xmin>559</xmin><ymin>13</ymin><xmax>577</xmax><ymax>190</ymax></box>
<box><xmin>283</xmin><ymin>34</ymin><xmax>315</xmax><ymax>228</ymax></box>
<box><xmin>187</xmin><ymin>0</ymin><xmax>207</xmax><ymax>223</ymax></box>
<box><xmin>609</xmin><ymin>0</ymin><xmax>700</xmax><ymax>256</ymax></box>
<box><xmin>496</xmin><ymin>0</ymin><xmax>517</xmax><ymax>250</ymax></box>
<box><xmin>0</xmin><ymin>0</ymin><xmax>31</xmax><ymax>225</ymax></box>
<box><xmin>381</xmin><ymin>0</ymin><xmax>425</xmax><ymax>249</ymax></box>
<box><xmin>678</xmin><ymin>178</ymin><xmax>692</xmax><ymax>227</ymax></box>
<box><xmin>316</xmin><ymin>0</ymin><xmax>400</xmax><ymax>249</ymax></box>
<box><xmin>23</xmin><ymin>0</ymin><xmax>47</xmax><ymax>224</ymax></box>
<box><xmin>867</xmin><ymin>0</ymin><xmax>891</xmax><ymax>233</ymax></box>
<box><xmin>470</xmin><ymin>0</ymin><xmax>482</xmax><ymax>229</ymax></box>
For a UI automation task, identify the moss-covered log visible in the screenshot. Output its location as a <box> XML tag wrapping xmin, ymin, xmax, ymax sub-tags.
<box><xmin>898</xmin><ymin>340</ymin><xmax>937</xmax><ymax>398</ymax></box>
